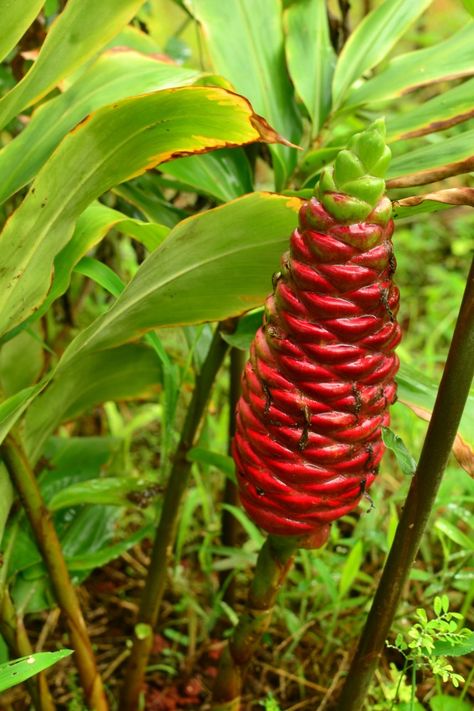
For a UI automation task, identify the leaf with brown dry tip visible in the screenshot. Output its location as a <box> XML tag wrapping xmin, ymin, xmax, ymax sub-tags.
<box><xmin>345</xmin><ymin>23</ymin><xmax>474</xmax><ymax>107</ymax></box>
<box><xmin>331</xmin><ymin>0</ymin><xmax>432</xmax><ymax>105</ymax></box>
<box><xmin>386</xmin><ymin>79</ymin><xmax>474</xmax><ymax>141</ymax></box>
<box><xmin>388</xmin><ymin>159</ymin><xmax>474</xmax><ymax>188</ymax></box>
<box><xmin>0</xmin><ymin>86</ymin><xmax>284</xmax><ymax>339</ymax></box>
<box><xmin>0</xmin><ymin>50</ymin><xmax>202</xmax><ymax>205</ymax></box>
<box><xmin>397</xmin><ymin>363</ymin><xmax>474</xmax><ymax>477</ymax></box>
<box><xmin>393</xmin><ymin>188</ymin><xmax>474</xmax><ymax>218</ymax></box>
<box><xmin>405</xmin><ymin>403</ymin><xmax>473</xmax><ymax>477</ymax></box>
<box><xmin>387</xmin><ymin>129</ymin><xmax>474</xmax><ymax>187</ymax></box>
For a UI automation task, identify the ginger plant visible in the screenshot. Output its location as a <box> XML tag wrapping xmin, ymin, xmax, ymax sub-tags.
<box><xmin>233</xmin><ymin>119</ymin><xmax>398</xmax><ymax>543</ymax></box>
<box><xmin>213</xmin><ymin>119</ymin><xmax>400</xmax><ymax>707</ymax></box>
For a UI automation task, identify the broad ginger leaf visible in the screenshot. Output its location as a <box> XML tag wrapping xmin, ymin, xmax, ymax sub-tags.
<box><xmin>0</xmin><ymin>86</ymin><xmax>283</xmax><ymax>338</ymax></box>
<box><xmin>332</xmin><ymin>0</ymin><xmax>432</xmax><ymax>105</ymax></box>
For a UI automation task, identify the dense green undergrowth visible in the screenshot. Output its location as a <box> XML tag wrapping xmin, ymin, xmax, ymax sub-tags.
<box><xmin>0</xmin><ymin>1</ymin><xmax>473</xmax><ymax>709</ymax></box>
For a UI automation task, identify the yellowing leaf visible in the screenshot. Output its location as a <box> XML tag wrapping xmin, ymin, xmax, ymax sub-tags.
<box><xmin>0</xmin><ymin>50</ymin><xmax>201</xmax><ymax>204</ymax></box>
<box><xmin>0</xmin><ymin>86</ymin><xmax>283</xmax><ymax>338</ymax></box>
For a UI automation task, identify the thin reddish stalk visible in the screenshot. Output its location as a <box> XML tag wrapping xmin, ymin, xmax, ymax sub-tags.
<box><xmin>338</xmin><ymin>257</ymin><xmax>474</xmax><ymax>709</ymax></box>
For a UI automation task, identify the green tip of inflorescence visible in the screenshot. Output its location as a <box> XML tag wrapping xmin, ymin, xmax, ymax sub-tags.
<box><xmin>315</xmin><ymin>119</ymin><xmax>392</xmax><ymax>224</ymax></box>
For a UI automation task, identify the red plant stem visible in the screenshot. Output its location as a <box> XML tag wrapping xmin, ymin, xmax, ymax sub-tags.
<box><xmin>0</xmin><ymin>435</ymin><xmax>109</xmax><ymax>711</ymax></box>
<box><xmin>338</xmin><ymin>257</ymin><xmax>474</xmax><ymax>709</ymax></box>
<box><xmin>119</xmin><ymin>328</ymin><xmax>229</xmax><ymax>711</ymax></box>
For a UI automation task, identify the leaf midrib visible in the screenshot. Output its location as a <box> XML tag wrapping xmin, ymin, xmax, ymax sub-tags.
<box><xmin>62</xmin><ymin>199</ymin><xmax>298</xmax><ymax>362</ymax></box>
<box><xmin>0</xmin><ymin>89</ymin><xmax>252</xmax><ymax>331</ymax></box>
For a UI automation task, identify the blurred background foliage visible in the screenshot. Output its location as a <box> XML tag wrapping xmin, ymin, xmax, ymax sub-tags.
<box><xmin>0</xmin><ymin>0</ymin><xmax>472</xmax><ymax>709</ymax></box>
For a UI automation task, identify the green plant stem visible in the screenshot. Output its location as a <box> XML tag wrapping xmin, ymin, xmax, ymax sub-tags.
<box><xmin>211</xmin><ymin>534</ymin><xmax>299</xmax><ymax>710</ymax></box>
<box><xmin>0</xmin><ymin>435</ymin><xmax>109</xmax><ymax>711</ymax></box>
<box><xmin>460</xmin><ymin>664</ymin><xmax>474</xmax><ymax>701</ymax></box>
<box><xmin>0</xmin><ymin>588</ymin><xmax>55</xmax><ymax>711</ymax></box>
<box><xmin>119</xmin><ymin>327</ymin><xmax>229</xmax><ymax>711</ymax></box>
<box><xmin>220</xmin><ymin>346</ymin><xmax>246</xmax><ymax>605</ymax></box>
<box><xmin>338</xmin><ymin>257</ymin><xmax>474</xmax><ymax>710</ymax></box>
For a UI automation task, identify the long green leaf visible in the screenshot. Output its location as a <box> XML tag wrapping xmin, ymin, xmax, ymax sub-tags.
<box><xmin>186</xmin><ymin>0</ymin><xmax>301</xmax><ymax>189</ymax></box>
<box><xmin>113</xmin><ymin>176</ymin><xmax>185</xmax><ymax>227</ymax></box>
<box><xmin>284</xmin><ymin>0</ymin><xmax>335</xmax><ymax>136</ymax></box>
<box><xmin>0</xmin><ymin>0</ymin><xmax>44</xmax><ymax>63</ymax></box>
<box><xmin>0</xmin><ymin>651</ymin><xmax>72</xmax><ymax>693</ymax></box>
<box><xmin>49</xmin><ymin>478</ymin><xmax>160</xmax><ymax>511</ymax></box>
<box><xmin>221</xmin><ymin>504</ymin><xmax>265</xmax><ymax>546</ymax></box>
<box><xmin>71</xmin><ymin>249</ymin><xmax>180</xmax><ymax>469</ymax></box>
<box><xmin>387</xmin><ymin>129</ymin><xmax>474</xmax><ymax>186</ymax></box>
<box><xmin>0</xmin><ymin>463</ymin><xmax>14</xmax><ymax>546</ymax></box>
<box><xmin>47</xmin><ymin>201</ymin><xmax>168</xmax><ymax>308</ymax></box>
<box><xmin>339</xmin><ymin>540</ymin><xmax>364</xmax><ymax>596</ymax></box>
<box><xmin>0</xmin><ymin>50</ymin><xmax>201</xmax><ymax>204</ymax></box>
<box><xmin>345</xmin><ymin>23</ymin><xmax>474</xmax><ymax>107</ymax></box>
<box><xmin>57</xmin><ymin>192</ymin><xmax>302</xmax><ymax>366</ymax></box>
<box><xmin>7</xmin><ymin>437</ymin><xmax>119</xmax><ymax>583</ymax></box>
<box><xmin>0</xmin><ymin>325</ymin><xmax>44</xmax><ymax>396</ymax></box>
<box><xmin>24</xmin><ymin>344</ymin><xmax>162</xmax><ymax>463</ymax></box>
<box><xmin>2</xmin><ymin>202</ymin><xmax>169</xmax><ymax>347</ymax></box>
<box><xmin>0</xmin><ymin>0</ymin><xmax>144</xmax><ymax>130</ymax></box>
<box><xmin>0</xmin><ymin>383</ymin><xmax>45</xmax><ymax>446</ymax></box>
<box><xmin>107</xmin><ymin>24</ymin><xmax>162</xmax><ymax>54</ymax></box>
<box><xmin>332</xmin><ymin>0</ymin><xmax>432</xmax><ymax>105</ymax></box>
<box><xmin>299</xmin><ymin>146</ymin><xmax>343</xmax><ymax>181</ymax></box>
<box><xmin>75</xmin><ymin>257</ymin><xmax>125</xmax><ymax>299</ymax></box>
<box><xmin>434</xmin><ymin>519</ymin><xmax>474</xmax><ymax>551</ymax></box>
<box><xmin>65</xmin><ymin>524</ymin><xmax>153</xmax><ymax>572</ymax></box>
<box><xmin>386</xmin><ymin>79</ymin><xmax>474</xmax><ymax>141</ymax></box>
<box><xmin>161</xmin><ymin>148</ymin><xmax>253</xmax><ymax>202</ymax></box>
<box><xmin>187</xmin><ymin>447</ymin><xmax>236</xmax><ymax>479</ymax></box>
<box><xmin>0</xmin><ymin>85</ymin><xmax>283</xmax><ymax>338</ymax></box>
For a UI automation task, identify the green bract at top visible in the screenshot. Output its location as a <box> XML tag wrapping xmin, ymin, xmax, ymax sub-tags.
<box><xmin>316</xmin><ymin>118</ymin><xmax>392</xmax><ymax>224</ymax></box>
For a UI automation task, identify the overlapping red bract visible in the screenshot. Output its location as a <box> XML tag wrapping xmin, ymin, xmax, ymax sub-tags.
<box><xmin>233</xmin><ymin>196</ymin><xmax>401</xmax><ymax>542</ymax></box>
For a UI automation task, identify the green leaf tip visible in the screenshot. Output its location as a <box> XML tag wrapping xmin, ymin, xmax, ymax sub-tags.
<box><xmin>315</xmin><ymin>119</ymin><xmax>392</xmax><ymax>223</ymax></box>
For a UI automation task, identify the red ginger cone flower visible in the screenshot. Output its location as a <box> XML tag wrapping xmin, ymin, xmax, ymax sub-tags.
<box><xmin>233</xmin><ymin>120</ymin><xmax>401</xmax><ymax>548</ymax></box>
